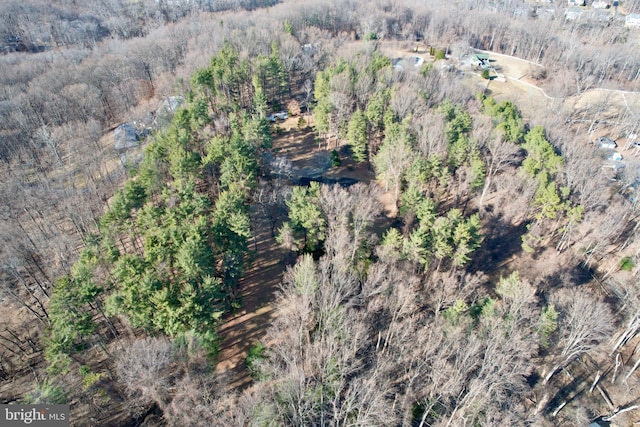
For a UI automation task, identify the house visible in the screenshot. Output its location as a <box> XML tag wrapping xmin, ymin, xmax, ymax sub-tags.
<box><xmin>565</xmin><ymin>7</ymin><xmax>585</xmax><ymax>20</ymax></box>
<box><xmin>597</xmin><ymin>136</ymin><xmax>617</xmax><ymax>149</ymax></box>
<box><xmin>626</xmin><ymin>13</ymin><xmax>640</xmax><ymax>27</ymax></box>
<box><xmin>114</xmin><ymin>123</ymin><xmax>139</xmax><ymax>150</ymax></box>
<box><xmin>607</xmin><ymin>151</ymin><xmax>623</xmax><ymax>162</ymax></box>
<box><xmin>393</xmin><ymin>56</ymin><xmax>425</xmax><ymax>71</ymax></box>
<box><xmin>592</xmin><ymin>0</ymin><xmax>609</xmax><ymax>8</ymax></box>
<box><xmin>567</xmin><ymin>0</ymin><xmax>585</xmax><ymax>5</ymax></box>
<box><xmin>471</xmin><ymin>53</ymin><xmax>490</xmax><ymax>67</ymax></box>
<box><xmin>590</xmin><ymin>9</ymin><xmax>611</xmax><ymax>22</ymax></box>
<box><xmin>410</xmin><ymin>56</ymin><xmax>425</xmax><ymax>67</ymax></box>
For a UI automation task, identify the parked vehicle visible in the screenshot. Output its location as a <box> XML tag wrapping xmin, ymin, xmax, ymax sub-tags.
<box><xmin>268</xmin><ymin>111</ymin><xmax>289</xmax><ymax>122</ymax></box>
<box><xmin>597</xmin><ymin>136</ymin><xmax>617</xmax><ymax>149</ymax></box>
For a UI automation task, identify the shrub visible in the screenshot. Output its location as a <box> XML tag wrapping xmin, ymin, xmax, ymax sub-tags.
<box><xmin>297</xmin><ymin>116</ymin><xmax>307</xmax><ymax>130</ymax></box>
<box><xmin>420</xmin><ymin>63</ymin><xmax>433</xmax><ymax>76</ymax></box>
<box><xmin>79</xmin><ymin>365</ymin><xmax>105</xmax><ymax>390</ymax></box>
<box><xmin>364</xmin><ymin>32</ymin><xmax>378</xmax><ymax>41</ymax></box>
<box><xmin>24</xmin><ymin>379</ymin><xmax>67</xmax><ymax>404</ymax></box>
<box><xmin>620</xmin><ymin>256</ymin><xmax>634</xmax><ymax>271</ymax></box>
<box><xmin>330</xmin><ymin>149</ymin><xmax>341</xmax><ymax>167</ymax></box>
<box><xmin>481</xmin><ymin>69</ymin><xmax>491</xmax><ymax>80</ymax></box>
<box><xmin>530</xmin><ymin>66</ymin><xmax>547</xmax><ymax>80</ymax></box>
<box><xmin>246</xmin><ymin>341</ymin><xmax>267</xmax><ymax>379</ymax></box>
<box><xmin>539</xmin><ymin>305</ymin><xmax>558</xmax><ymax>347</ymax></box>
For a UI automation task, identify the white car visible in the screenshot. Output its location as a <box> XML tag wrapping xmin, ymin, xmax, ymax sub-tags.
<box><xmin>597</xmin><ymin>137</ymin><xmax>617</xmax><ymax>149</ymax></box>
<box><xmin>268</xmin><ymin>112</ymin><xmax>288</xmax><ymax>122</ymax></box>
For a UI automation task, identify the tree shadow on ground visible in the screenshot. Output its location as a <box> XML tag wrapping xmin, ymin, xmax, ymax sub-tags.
<box><xmin>537</xmin><ymin>263</ymin><xmax>594</xmax><ymax>293</ymax></box>
<box><xmin>471</xmin><ymin>212</ymin><xmax>529</xmax><ymax>277</ymax></box>
<box><xmin>544</xmin><ymin>361</ymin><xmax>590</xmax><ymax>417</ymax></box>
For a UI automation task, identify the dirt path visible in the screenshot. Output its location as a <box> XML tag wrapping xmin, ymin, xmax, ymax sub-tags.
<box><xmin>214</xmin><ymin>212</ymin><xmax>286</xmax><ymax>391</ymax></box>
<box><xmin>378</xmin><ymin>40</ymin><xmax>640</xmax><ymax>128</ymax></box>
<box><xmin>470</xmin><ymin>49</ymin><xmax>640</xmax><ymax>126</ymax></box>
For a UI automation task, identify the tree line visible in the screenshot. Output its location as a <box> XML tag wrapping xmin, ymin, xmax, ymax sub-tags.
<box><xmin>0</xmin><ymin>0</ymin><xmax>280</xmax><ymax>52</ymax></box>
<box><xmin>43</xmin><ymin>43</ymin><xmax>271</xmax><ymax>385</ymax></box>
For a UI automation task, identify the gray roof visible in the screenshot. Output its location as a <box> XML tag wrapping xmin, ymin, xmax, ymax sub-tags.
<box><xmin>114</xmin><ymin>123</ymin><xmax>139</xmax><ymax>150</ymax></box>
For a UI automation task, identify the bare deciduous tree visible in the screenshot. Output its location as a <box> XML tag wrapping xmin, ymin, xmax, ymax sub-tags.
<box><xmin>478</xmin><ymin>132</ymin><xmax>521</xmax><ymax>213</ymax></box>
<box><xmin>543</xmin><ymin>289</ymin><xmax>615</xmax><ymax>384</ymax></box>
<box><xmin>116</xmin><ymin>337</ymin><xmax>174</xmax><ymax>408</ymax></box>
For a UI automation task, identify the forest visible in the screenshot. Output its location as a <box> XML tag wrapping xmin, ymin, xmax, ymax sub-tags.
<box><xmin>2</xmin><ymin>0</ymin><xmax>640</xmax><ymax>425</ymax></box>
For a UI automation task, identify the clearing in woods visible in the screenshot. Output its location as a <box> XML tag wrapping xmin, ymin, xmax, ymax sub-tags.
<box><xmin>214</xmin><ymin>209</ymin><xmax>284</xmax><ymax>390</ymax></box>
<box><xmin>214</xmin><ymin>116</ymin><xmax>383</xmax><ymax>390</ymax></box>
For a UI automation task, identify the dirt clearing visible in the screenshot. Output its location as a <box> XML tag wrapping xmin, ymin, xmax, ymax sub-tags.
<box><xmin>214</xmin><ymin>211</ymin><xmax>285</xmax><ymax>391</ymax></box>
<box><xmin>214</xmin><ymin>120</ymin><xmax>391</xmax><ymax>391</ymax></box>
